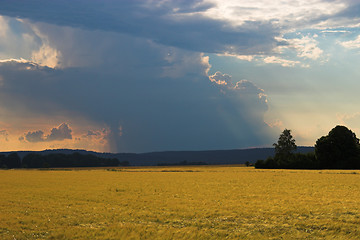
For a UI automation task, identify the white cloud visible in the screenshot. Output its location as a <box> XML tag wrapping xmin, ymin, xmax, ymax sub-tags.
<box><xmin>217</xmin><ymin>52</ymin><xmax>255</xmax><ymax>62</ymax></box>
<box><xmin>321</xmin><ymin>30</ymin><xmax>351</xmax><ymax>33</ymax></box>
<box><xmin>263</xmin><ymin>56</ymin><xmax>301</xmax><ymax>67</ymax></box>
<box><xmin>209</xmin><ymin>71</ymin><xmax>232</xmax><ymax>85</ymax></box>
<box><xmin>274</xmin><ymin>35</ymin><xmax>324</xmax><ymax>63</ymax></box>
<box><xmin>25</xmin><ymin>23</ymin><xmax>62</xmax><ymax>68</ymax></box>
<box><xmin>0</xmin><ymin>17</ymin><xmax>61</xmax><ymax>69</ymax></box>
<box><xmin>220</xmin><ymin>34</ymin><xmax>324</xmax><ymax>67</ymax></box>
<box><xmin>339</xmin><ymin>35</ymin><xmax>360</xmax><ymax>49</ymax></box>
<box><xmin>233</xmin><ymin>55</ymin><xmax>254</xmax><ymax>61</ymax></box>
<box><xmin>31</xmin><ymin>44</ymin><xmax>61</xmax><ymax>68</ymax></box>
<box><xmin>291</xmin><ymin>36</ymin><xmax>323</xmax><ymax>60</ymax></box>
<box><xmin>0</xmin><ymin>58</ymin><xmax>29</xmax><ymax>63</ymax></box>
<box><xmin>204</xmin><ymin>0</ymin><xmax>347</xmax><ymax>28</ymax></box>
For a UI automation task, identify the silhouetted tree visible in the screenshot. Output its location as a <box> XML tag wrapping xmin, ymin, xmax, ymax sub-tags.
<box><xmin>288</xmin><ymin>152</ymin><xmax>318</xmax><ymax>169</ymax></box>
<box><xmin>5</xmin><ymin>152</ymin><xmax>21</xmax><ymax>168</ymax></box>
<box><xmin>254</xmin><ymin>156</ymin><xmax>278</xmax><ymax>169</ymax></box>
<box><xmin>255</xmin><ymin>129</ymin><xmax>318</xmax><ymax>169</ymax></box>
<box><xmin>315</xmin><ymin>125</ymin><xmax>360</xmax><ymax>169</ymax></box>
<box><xmin>22</xmin><ymin>153</ymin><xmax>44</xmax><ymax>168</ymax></box>
<box><xmin>0</xmin><ymin>154</ymin><xmax>6</xmax><ymax>168</ymax></box>
<box><xmin>273</xmin><ymin>129</ymin><xmax>297</xmax><ymax>163</ymax></box>
<box><xmin>21</xmin><ymin>152</ymin><xmax>121</xmax><ymax>168</ymax></box>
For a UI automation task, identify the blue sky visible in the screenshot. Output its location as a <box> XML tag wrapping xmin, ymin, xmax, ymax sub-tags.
<box><xmin>0</xmin><ymin>0</ymin><xmax>360</xmax><ymax>153</ymax></box>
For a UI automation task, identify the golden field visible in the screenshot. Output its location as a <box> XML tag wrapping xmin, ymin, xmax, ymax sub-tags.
<box><xmin>1</xmin><ymin>166</ymin><xmax>360</xmax><ymax>239</ymax></box>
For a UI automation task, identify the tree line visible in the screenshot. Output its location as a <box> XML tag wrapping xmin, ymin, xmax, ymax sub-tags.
<box><xmin>0</xmin><ymin>152</ymin><xmax>129</xmax><ymax>169</ymax></box>
<box><xmin>255</xmin><ymin>125</ymin><xmax>360</xmax><ymax>169</ymax></box>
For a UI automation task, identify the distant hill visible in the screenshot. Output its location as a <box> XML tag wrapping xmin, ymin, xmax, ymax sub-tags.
<box><xmin>1</xmin><ymin>147</ymin><xmax>314</xmax><ymax>166</ymax></box>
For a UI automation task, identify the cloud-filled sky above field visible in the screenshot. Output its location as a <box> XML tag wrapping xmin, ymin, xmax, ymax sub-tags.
<box><xmin>0</xmin><ymin>0</ymin><xmax>360</xmax><ymax>153</ymax></box>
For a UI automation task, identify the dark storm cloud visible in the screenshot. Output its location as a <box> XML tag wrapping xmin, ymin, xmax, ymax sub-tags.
<box><xmin>0</xmin><ymin>4</ymin><xmax>280</xmax><ymax>152</ymax></box>
<box><xmin>21</xmin><ymin>123</ymin><xmax>72</xmax><ymax>143</ymax></box>
<box><xmin>335</xmin><ymin>1</ymin><xmax>360</xmax><ymax>18</ymax></box>
<box><xmin>310</xmin><ymin>0</ymin><xmax>360</xmax><ymax>27</ymax></box>
<box><xmin>24</xmin><ymin>130</ymin><xmax>45</xmax><ymax>142</ymax></box>
<box><xmin>0</xmin><ymin>57</ymin><xmax>275</xmax><ymax>152</ymax></box>
<box><xmin>46</xmin><ymin>123</ymin><xmax>72</xmax><ymax>141</ymax></box>
<box><xmin>0</xmin><ymin>0</ymin><xmax>280</xmax><ymax>55</ymax></box>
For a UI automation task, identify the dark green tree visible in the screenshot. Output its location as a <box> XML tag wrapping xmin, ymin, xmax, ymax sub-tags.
<box><xmin>22</xmin><ymin>153</ymin><xmax>45</xmax><ymax>168</ymax></box>
<box><xmin>22</xmin><ymin>152</ymin><xmax>121</xmax><ymax>168</ymax></box>
<box><xmin>5</xmin><ymin>152</ymin><xmax>21</xmax><ymax>168</ymax></box>
<box><xmin>0</xmin><ymin>154</ymin><xmax>6</xmax><ymax>168</ymax></box>
<box><xmin>315</xmin><ymin>125</ymin><xmax>360</xmax><ymax>169</ymax></box>
<box><xmin>273</xmin><ymin>129</ymin><xmax>297</xmax><ymax>164</ymax></box>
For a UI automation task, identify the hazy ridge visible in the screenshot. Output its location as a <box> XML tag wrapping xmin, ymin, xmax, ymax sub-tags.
<box><xmin>1</xmin><ymin>147</ymin><xmax>314</xmax><ymax>166</ymax></box>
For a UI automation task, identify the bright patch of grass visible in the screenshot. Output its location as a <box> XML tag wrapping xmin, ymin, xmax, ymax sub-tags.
<box><xmin>1</xmin><ymin>167</ymin><xmax>360</xmax><ymax>239</ymax></box>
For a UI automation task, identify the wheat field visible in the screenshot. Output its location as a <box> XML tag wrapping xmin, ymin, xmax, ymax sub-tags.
<box><xmin>1</xmin><ymin>166</ymin><xmax>360</xmax><ymax>239</ymax></box>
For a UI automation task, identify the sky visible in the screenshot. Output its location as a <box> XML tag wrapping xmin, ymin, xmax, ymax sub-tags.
<box><xmin>0</xmin><ymin>0</ymin><xmax>360</xmax><ymax>153</ymax></box>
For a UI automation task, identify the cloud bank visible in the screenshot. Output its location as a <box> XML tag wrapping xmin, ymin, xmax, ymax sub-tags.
<box><xmin>21</xmin><ymin>123</ymin><xmax>72</xmax><ymax>143</ymax></box>
<box><xmin>0</xmin><ymin>0</ymin><xmax>281</xmax><ymax>57</ymax></box>
<box><xmin>0</xmin><ymin>37</ymin><xmax>275</xmax><ymax>152</ymax></box>
<box><xmin>2</xmin><ymin>0</ymin><xmax>358</xmax><ymax>152</ymax></box>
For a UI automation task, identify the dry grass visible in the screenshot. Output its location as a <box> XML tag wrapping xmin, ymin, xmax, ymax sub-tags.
<box><xmin>1</xmin><ymin>166</ymin><xmax>360</xmax><ymax>239</ymax></box>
